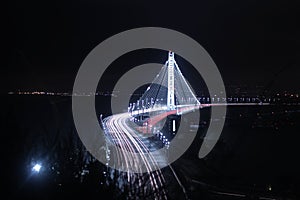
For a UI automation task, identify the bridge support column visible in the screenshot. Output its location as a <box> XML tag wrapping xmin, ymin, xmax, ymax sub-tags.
<box><xmin>167</xmin><ymin>51</ymin><xmax>175</xmax><ymax>110</ymax></box>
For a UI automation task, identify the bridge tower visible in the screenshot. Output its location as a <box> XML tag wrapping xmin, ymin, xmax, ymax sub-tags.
<box><xmin>167</xmin><ymin>51</ymin><xmax>176</xmax><ymax>110</ymax></box>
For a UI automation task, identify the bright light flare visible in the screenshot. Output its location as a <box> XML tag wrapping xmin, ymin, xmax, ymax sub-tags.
<box><xmin>32</xmin><ymin>164</ymin><xmax>42</xmax><ymax>172</ymax></box>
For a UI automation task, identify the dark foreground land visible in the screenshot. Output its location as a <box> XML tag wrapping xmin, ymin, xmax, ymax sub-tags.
<box><xmin>1</xmin><ymin>95</ymin><xmax>300</xmax><ymax>199</ymax></box>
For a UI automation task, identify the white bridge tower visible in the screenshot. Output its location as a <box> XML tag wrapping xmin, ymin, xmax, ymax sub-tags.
<box><xmin>167</xmin><ymin>51</ymin><xmax>176</xmax><ymax>110</ymax></box>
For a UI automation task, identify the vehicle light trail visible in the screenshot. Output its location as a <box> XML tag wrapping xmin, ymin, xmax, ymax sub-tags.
<box><xmin>102</xmin><ymin>102</ymin><xmax>270</xmax><ymax>198</ymax></box>
<box><xmin>103</xmin><ymin>113</ymin><xmax>167</xmax><ymax>199</ymax></box>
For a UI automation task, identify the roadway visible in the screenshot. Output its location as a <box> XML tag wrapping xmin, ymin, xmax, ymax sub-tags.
<box><xmin>101</xmin><ymin>102</ymin><xmax>270</xmax><ymax>198</ymax></box>
<box><xmin>102</xmin><ymin>113</ymin><xmax>167</xmax><ymax>198</ymax></box>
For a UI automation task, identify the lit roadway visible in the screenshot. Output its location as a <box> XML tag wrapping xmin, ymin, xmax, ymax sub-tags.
<box><xmin>102</xmin><ymin>102</ymin><xmax>269</xmax><ymax>198</ymax></box>
<box><xmin>102</xmin><ymin>112</ymin><xmax>167</xmax><ymax>198</ymax></box>
<box><xmin>135</xmin><ymin>103</ymin><xmax>268</xmax><ymax>128</ymax></box>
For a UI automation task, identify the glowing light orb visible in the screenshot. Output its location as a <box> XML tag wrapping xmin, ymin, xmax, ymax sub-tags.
<box><xmin>32</xmin><ymin>164</ymin><xmax>42</xmax><ymax>172</ymax></box>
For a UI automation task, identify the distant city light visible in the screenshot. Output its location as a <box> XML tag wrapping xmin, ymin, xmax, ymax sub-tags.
<box><xmin>32</xmin><ymin>164</ymin><xmax>42</xmax><ymax>172</ymax></box>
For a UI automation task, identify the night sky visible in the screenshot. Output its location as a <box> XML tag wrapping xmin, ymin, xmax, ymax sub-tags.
<box><xmin>5</xmin><ymin>0</ymin><xmax>300</xmax><ymax>93</ymax></box>
<box><xmin>2</xmin><ymin>1</ymin><xmax>300</xmax><ymax>198</ymax></box>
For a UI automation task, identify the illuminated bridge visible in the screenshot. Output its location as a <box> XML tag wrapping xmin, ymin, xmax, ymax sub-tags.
<box><xmin>101</xmin><ymin>51</ymin><xmax>266</xmax><ymax>199</ymax></box>
<box><xmin>127</xmin><ymin>51</ymin><xmax>202</xmax><ymax>133</ymax></box>
<box><xmin>100</xmin><ymin>51</ymin><xmax>206</xmax><ymax>198</ymax></box>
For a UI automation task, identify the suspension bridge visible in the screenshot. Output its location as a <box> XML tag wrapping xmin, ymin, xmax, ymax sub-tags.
<box><xmin>101</xmin><ymin>51</ymin><xmax>267</xmax><ymax>199</ymax></box>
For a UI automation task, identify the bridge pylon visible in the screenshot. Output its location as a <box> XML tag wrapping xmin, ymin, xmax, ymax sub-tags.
<box><xmin>167</xmin><ymin>51</ymin><xmax>176</xmax><ymax>110</ymax></box>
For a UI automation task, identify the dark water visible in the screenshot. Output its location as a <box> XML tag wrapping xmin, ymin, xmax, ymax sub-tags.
<box><xmin>2</xmin><ymin>95</ymin><xmax>300</xmax><ymax>199</ymax></box>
